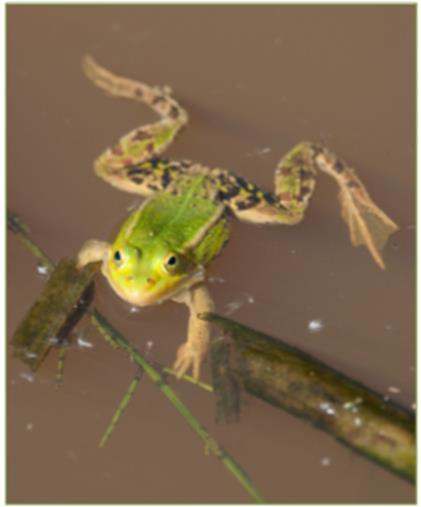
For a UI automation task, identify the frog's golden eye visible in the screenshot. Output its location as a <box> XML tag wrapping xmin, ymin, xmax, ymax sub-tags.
<box><xmin>163</xmin><ymin>253</ymin><xmax>179</xmax><ymax>274</ymax></box>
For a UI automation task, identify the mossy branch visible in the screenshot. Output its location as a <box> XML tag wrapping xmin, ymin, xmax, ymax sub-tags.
<box><xmin>204</xmin><ymin>313</ymin><xmax>415</xmax><ymax>483</ymax></box>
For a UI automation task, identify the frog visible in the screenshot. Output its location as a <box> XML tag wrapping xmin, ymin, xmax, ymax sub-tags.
<box><xmin>77</xmin><ymin>56</ymin><xmax>398</xmax><ymax>381</ymax></box>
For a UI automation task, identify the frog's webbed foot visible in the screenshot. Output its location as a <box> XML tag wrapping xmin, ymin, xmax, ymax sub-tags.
<box><xmin>77</xmin><ymin>239</ymin><xmax>110</xmax><ymax>269</ymax></box>
<box><xmin>313</xmin><ymin>147</ymin><xmax>399</xmax><ymax>269</ymax></box>
<box><xmin>174</xmin><ymin>340</ymin><xmax>207</xmax><ymax>381</ymax></box>
<box><xmin>172</xmin><ymin>284</ymin><xmax>214</xmax><ymax>381</ymax></box>
<box><xmin>219</xmin><ymin>142</ymin><xmax>398</xmax><ymax>268</ymax></box>
<box><xmin>83</xmin><ymin>56</ymin><xmax>188</xmax><ymax>196</ymax></box>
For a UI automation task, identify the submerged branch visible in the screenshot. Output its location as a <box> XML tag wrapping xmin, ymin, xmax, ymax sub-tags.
<box><xmin>204</xmin><ymin>313</ymin><xmax>415</xmax><ymax>483</ymax></box>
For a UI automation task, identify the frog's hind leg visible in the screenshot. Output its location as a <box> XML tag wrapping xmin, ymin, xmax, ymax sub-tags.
<box><xmin>83</xmin><ymin>55</ymin><xmax>188</xmax><ymax>195</ymax></box>
<box><xmin>224</xmin><ymin>142</ymin><xmax>398</xmax><ymax>268</ymax></box>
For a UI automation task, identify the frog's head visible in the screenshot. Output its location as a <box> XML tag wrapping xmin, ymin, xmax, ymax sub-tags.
<box><xmin>102</xmin><ymin>238</ymin><xmax>204</xmax><ymax>307</ymax></box>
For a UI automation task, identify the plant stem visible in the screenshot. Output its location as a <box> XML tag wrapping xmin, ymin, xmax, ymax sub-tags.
<box><xmin>99</xmin><ymin>373</ymin><xmax>142</xmax><ymax>449</ymax></box>
<box><xmin>91</xmin><ymin>310</ymin><xmax>264</xmax><ymax>503</ymax></box>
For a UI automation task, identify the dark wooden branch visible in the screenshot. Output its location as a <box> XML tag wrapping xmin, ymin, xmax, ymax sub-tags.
<box><xmin>204</xmin><ymin>313</ymin><xmax>415</xmax><ymax>483</ymax></box>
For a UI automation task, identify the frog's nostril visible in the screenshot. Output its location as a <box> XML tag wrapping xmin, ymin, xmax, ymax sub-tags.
<box><xmin>146</xmin><ymin>277</ymin><xmax>155</xmax><ymax>286</ymax></box>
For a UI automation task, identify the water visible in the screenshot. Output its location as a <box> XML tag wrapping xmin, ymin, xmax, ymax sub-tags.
<box><xmin>7</xmin><ymin>4</ymin><xmax>415</xmax><ymax>503</ymax></box>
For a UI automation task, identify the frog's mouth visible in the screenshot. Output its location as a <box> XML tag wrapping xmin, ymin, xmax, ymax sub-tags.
<box><xmin>101</xmin><ymin>262</ymin><xmax>205</xmax><ymax>307</ymax></box>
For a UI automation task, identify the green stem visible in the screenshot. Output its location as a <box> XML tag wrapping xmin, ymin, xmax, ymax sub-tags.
<box><xmin>55</xmin><ymin>346</ymin><xmax>67</xmax><ymax>387</ymax></box>
<box><xmin>163</xmin><ymin>367</ymin><xmax>213</xmax><ymax>392</ymax></box>
<box><xmin>7</xmin><ymin>210</ymin><xmax>54</xmax><ymax>272</ymax></box>
<box><xmin>91</xmin><ymin>310</ymin><xmax>264</xmax><ymax>503</ymax></box>
<box><xmin>99</xmin><ymin>373</ymin><xmax>142</xmax><ymax>448</ymax></box>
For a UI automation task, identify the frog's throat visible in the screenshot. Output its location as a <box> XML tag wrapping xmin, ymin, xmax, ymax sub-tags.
<box><xmin>101</xmin><ymin>261</ymin><xmax>206</xmax><ymax>307</ymax></box>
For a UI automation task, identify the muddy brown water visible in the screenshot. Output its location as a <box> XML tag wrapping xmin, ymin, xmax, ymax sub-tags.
<box><xmin>7</xmin><ymin>5</ymin><xmax>415</xmax><ymax>503</ymax></box>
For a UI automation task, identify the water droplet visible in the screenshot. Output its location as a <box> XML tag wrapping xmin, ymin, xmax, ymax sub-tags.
<box><xmin>19</xmin><ymin>372</ymin><xmax>34</xmax><ymax>383</ymax></box>
<box><xmin>209</xmin><ymin>275</ymin><xmax>225</xmax><ymax>284</ymax></box>
<box><xmin>24</xmin><ymin>351</ymin><xmax>38</xmax><ymax>359</ymax></box>
<box><xmin>354</xmin><ymin>417</ymin><xmax>363</xmax><ymax>427</ymax></box>
<box><xmin>129</xmin><ymin>306</ymin><xmax>141</xmax><ymax>314</ymax></box>
<box><xmin>387</xmin><ymin>386</ymin><xmax>401</xmax><ymax>394</ymax></box>
<box><xmin>36</xmin><ymin>263</ymin><xmax>49</xmax><ymax>276</ymax></box>
<box><xmin>343</xmin><ymin>397</ymin><xmax>363</xmax><ymax>412</ymax></box>
<box><xmin>320</xmin><ymin>457</ymin><xmax>331</xmax><ymax>467</ymax></box>
<box><xmin>412</xmin><ymin>402</ymin><xmax>416</xmax><ymax>410</ymax></box>
<box><xmin>319</xmin><ymin>401</ymin><xmax>336</xmax><ymax>416</ymax></box>
<box><xmin>26</xmin><ymin>422</ymin><xmax>33</xmax><ymax>431</ymax></box>
<box><xmin>245</xmin><ymin>293</ymin><xmax>255</xmax><ymax>304</ymax></box>
<box><xmin>308</xmin><ymin>319</ymin><xmax>324</xmax><ymax>333</ymax></box>
<box><xmin>384</xmin><ymin>324</ymin><xmax>393</xmax><ymax>331</ymax></box>
<box><xmin>77</xmin><ymin>337</ymin><xmax>94</xmax><ymax>349</ymax></box>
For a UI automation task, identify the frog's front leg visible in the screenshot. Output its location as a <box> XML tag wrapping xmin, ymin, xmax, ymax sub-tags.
<box><xmin>77</xmin><ymin>239</ymin><xmax>110</xmax><ymax>269</ymax></box>
<box><xmin>172</xmin><ymin>284</ymin><xmax>214</xmax><ymax>380</ymax></box>
<box><xmin>218</xmin><ymin>143</ymin><xmax>398</xmax><ymax>269</ymax></box>
<box><xmin>83</xmin><ymin>56</ymin><xmax>188</xmax><ymax>196</ymax></box>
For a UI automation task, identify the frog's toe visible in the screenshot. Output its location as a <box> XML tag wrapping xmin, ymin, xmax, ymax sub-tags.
<box><xmin>174</xmin><ymin>343</ymin><xmax>203</xmax><ymax>381</ymax></box>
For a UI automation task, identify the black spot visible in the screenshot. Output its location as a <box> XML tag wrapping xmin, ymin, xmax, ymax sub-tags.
<box><xmin>236</xmin><ymin>200</ymin><xmax>254</xmax><ymax>211</ymax></box>
<box><xmin>152</xmin><ymin>95</ymin><xmax>165</xmax><ymax>105</ymax></box>
<box><xmin>235</xmin><ymin>176</ymin><xmax>250</xmax><ymax>190</ymax></box>
<box><xmin>263</xmin><ymin>192</ymin><xmax>277</xmax><ymax>205</ymax></box>
<box><xmin>161</xmin><ymin>169</ymin><xmax>172</xmax><ymax>188</ymax></box>
<box><xmin>347</xmin><ymin>181</ymin><xmax>359</xmax><ymax>189</ymax></box>
<box><xmin>133</xmin><ymin>129</ymin><xmax>151</xmax><ymax>141</ymax></box>
<box><xmin>217</xmin><ymin>185</ymin><xmax>240</xmax><ymax>201</ymax></box>
<box><xmin>135</xmin><ymin>87</ymin><xmax>143</xmax><ymax>98</ymax></box>
<box><xmin>131</xmin><ymin>176</ymin><xmax>144</xmax><ymax>185</ymax></box>
<box><xmin>169</xmin><ymin>106</ymin><xmax>180</xmax><ymax>119</ymax></box>
<box><xmin>236</xmin><ymin>194</ymin><xmax>260</xmax><ymax>211</ymax></box>
<box><xmin>127</xmin><ymin>167</ymin><xmax>143</xmax><ymax>176</ymax></box>
<box><xmin>299</xmin><ymin>168</ymin><xmax>314</xmax><ymax>181</ymax></box>
<box><xmin>148</xmin><ymin>183</ymin><xmax>160</xmax><ymax>192</ymax></box>
<box><xmin>114</xmin><ymin>250</ymin><xmax>122</xmax><ymax>261</ymax></box>
<box><xmin>150</xmin><ymin>157</ymin><xmax>160</xmax><ymax>168</ymax></box>
<box><xmin>334</xmin><ymin>160</ymin><xmax>345</xmax><ymax>173</ymax></box>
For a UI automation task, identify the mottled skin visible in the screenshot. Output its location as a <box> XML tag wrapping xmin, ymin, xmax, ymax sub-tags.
<box><xmin>78</xmin><ymin>56</ymin><xmax>398</xmax><ymax>380</ymax></box>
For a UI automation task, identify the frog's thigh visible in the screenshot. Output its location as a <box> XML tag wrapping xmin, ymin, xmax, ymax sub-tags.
<box><xmin>222</xmin><ymin>143</ymin><xmax>318</xmax><ymax>225</ymax></box>
<box><xmin>77</xmin><ymin>239</ymin><xmax>109</xmax><ymax>269</ymax></box>
<box><xmin>173</xmin><ymin>284</ymin><xmax>214</xmax><ymax>380</ymax></box>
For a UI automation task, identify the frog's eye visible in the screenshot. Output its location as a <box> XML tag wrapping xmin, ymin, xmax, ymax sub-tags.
<box><xmin>114</xmin><ymin>250</ymin><xmax>123</xmax><ymax>264</ymax></box>
<box><xmin>163</xmin><ymin>254</ymin><xmax>179</xmax><ymax>274</ymax></box>
<box><xmin>167</xmin><ymin>255</ymin><xmax>177</xmax><ymax>267</ymax></box>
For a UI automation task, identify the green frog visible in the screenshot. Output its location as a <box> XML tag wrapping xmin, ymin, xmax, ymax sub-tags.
<box><xmin>78</xmin><ymin>56</ymin><xmax>398</xmax><ymax>380</ymax></box>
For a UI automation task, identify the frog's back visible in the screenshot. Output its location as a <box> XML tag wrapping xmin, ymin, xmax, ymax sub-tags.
<box><xmin>122</xmin><ymin>175</ymin><xmax>230</xmax><ymax>265</ymax></box>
